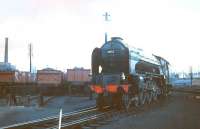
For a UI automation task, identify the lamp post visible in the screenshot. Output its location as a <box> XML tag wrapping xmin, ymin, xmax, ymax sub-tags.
<box><xmin>103</xmin><ymin>12</ymin><xmax>111</xmax><ymax>43</ymax></box>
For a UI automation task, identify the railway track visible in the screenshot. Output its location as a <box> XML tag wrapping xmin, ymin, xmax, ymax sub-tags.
<box><xmin>1</xmin><ymin>95</ymin><xmax>169</xmax><ymax>129</ymax></box>
<box><xmin>171</xmin><ymin>87</ymin><xmax>200</xmax><ymax>94</ymax></box>
<box><xmin>1</xmin><ymin>105</ymin><xmax>128</xmax><ymax>129</ymax></box>
<box><xmin>48</xmin><ymin>110</ymin><xmax>113</xmax><ymax>129</ymax></box>
<box><xmin>2</xmin><ymin>87</ymin><xmax>199</xmax><ymax>129</ymax></box>
<box><xmin>1</xmin><ymin>106</ymin><xmax>100</xmax><ymax>129</ymax></box>
<box><xmin>2</xmin><ymin>87</ymin><xmax>182</xmax><ymax>129</ymax></box>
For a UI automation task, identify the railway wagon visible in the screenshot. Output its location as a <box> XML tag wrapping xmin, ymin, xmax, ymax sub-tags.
<box><xmin>66</xmin><ymin>68</ymin><xmax>91</xmax><ymax>94</ymax></box>
<box><xmin>91</xmin><ymin>37</ymin><xmax>170</xmax><ymax>109</ymax></box>
<box><xmin>37</xmin><ymin>68</ymin><xmax>64</xmax><ymax>95</ymax></box>
<box><xmin>0</xmin><ymin>71</ymin><xmax>36</xmax><ymax>96</ymax></box>
<box><xmin>0</xmin><ymin>71</ymin><xmax>17</xmax><ymax>96</ymax></box>
<box><xmin>0</xmin><ymin>71</ymin><xmax>35</xmax><ymax>84</ymax></box>
<box><xmin>67</xmin><ymin>68</ymin><xmax>91</xmax><ymax>83</ymax></box>
<box><xmin>0</xmin><ymin>71</ymin><xmax>17</xmax><ymax>83</ymax></box>
<box><xmin>15</xmin><ymin>71</ymin><xmax>35</xmax><ymax>83</ymax></box>
<box><xmin>37</xmin><ymin>68</ymin><xmax>63</xmax><ymax>86</ymax></box>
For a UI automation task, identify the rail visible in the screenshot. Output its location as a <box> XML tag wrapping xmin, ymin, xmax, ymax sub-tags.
<box><xmin>171</xmin><ymin>87</ymin><xmax>200</xmax><ymax>94</ymax></box>
<box><xmin>48</xmin><ymin>113</ymin><xmax>107</xmax><ymax>129</ymax></box>
<box><xmin>1</xmin><ymin>106</ymin><xmax>97</xmax><ymax>129</ymax></box>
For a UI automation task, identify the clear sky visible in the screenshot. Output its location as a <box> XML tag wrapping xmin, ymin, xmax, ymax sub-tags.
<box><xmin>0</xmin><ymin>0</ymin><xmax>200</xmax><ymax>72</ymax></box>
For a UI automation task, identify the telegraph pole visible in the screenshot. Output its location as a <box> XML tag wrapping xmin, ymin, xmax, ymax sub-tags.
<box><xmin>103</xmin><ymin>12</ymin><xmax>111</xmax><ymax>43</ymax></box>
<box><xmin>103</xmin><ymin>12</ymin><xmax>110</xmax><ymax>21</ymax></box>
<box><xmin>190</xmin><ymin>66</ymin><xmax>193</xmax><ymax>87</ymax></box>
<box><xmin>29</xmin><ymin>43</ymin><xmax>33</xmax><ymax>73</ymax></box>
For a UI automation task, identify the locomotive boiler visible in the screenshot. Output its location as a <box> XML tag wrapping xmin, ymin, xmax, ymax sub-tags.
<box><xmin>91</xmin><ymin>37</ymin><xmax>170</xmax><ymax>110</ymax></box>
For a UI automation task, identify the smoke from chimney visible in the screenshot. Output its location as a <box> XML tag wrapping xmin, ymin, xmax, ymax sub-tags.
<box><xmin>4</xmin><ymin>37</ymin><xmax>8</xmax><ymax>63</ymax></box>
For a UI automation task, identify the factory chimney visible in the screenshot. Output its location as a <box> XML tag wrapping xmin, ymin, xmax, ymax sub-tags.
<box><xmin>4</xmin><ymin>37</ymin><xmax>8</xmax><ymax>63</ymax></box>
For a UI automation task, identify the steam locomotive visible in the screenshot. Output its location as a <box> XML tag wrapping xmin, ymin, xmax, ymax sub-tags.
<box><xmin>91</xmin><ymin>37</ymin><xmax>171</xmax><ymax>110</ymax></box>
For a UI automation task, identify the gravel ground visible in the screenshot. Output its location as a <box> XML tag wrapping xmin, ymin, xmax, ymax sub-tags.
<box><xmin>0</xmin><ymin>96</ymin><xmax>95</xmax><ymax>127</ymax></box>
<box><xmin>99</xmin><ymin>92</ymin><xmax>200</xmax><ymax>129</ymax></box>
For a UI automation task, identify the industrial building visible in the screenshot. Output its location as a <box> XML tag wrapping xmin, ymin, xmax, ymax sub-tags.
<box><xmin>0</xmin><ymin>38</ymin><xmax>17</xmax><ymax>84</ymax></box>
<box><xmin>0</xmin><ymin>38</ymin><xmax>16</xmax><ymax>71</ymax></box>
<box><xmin>0</xmin><ymin>38</ymin><xmax>35</xmax><ymax>84</ymax></box>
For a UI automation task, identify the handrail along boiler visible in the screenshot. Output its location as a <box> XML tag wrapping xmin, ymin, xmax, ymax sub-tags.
<box><xmin>91</xmin><ymin>37</ymin><xmax>170</xmax><ymax>109</ymax></box>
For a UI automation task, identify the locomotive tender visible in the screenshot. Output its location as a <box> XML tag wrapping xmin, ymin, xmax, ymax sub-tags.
<box><xmin>91</xmin><ymin>37</ymin><xmax>170</xmax><ymax>109</ymax></box>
